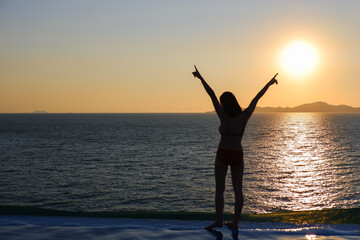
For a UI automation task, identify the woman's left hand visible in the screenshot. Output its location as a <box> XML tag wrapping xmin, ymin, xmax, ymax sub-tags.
<box><xmin>269</xmin><ymin>73</ymin><xmax>278</xmax><ymax>85</ymax></box>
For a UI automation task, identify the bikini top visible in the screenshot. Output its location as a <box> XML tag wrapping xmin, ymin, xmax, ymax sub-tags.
<box><xmin>219</xmin><ymin>116</ymin><xmax>245</xmax><ymax>137</ymax></box>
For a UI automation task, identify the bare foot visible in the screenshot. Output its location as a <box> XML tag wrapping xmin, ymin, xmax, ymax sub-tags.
<box><xmin>204</xmin><ymin>221</ymin><xmax>223</xmax><ymax>230</ymax></box>
<box><xmin>225</xmin><ymin>221</ymin><xmax>238</xmax><ymax>230</ymax></box>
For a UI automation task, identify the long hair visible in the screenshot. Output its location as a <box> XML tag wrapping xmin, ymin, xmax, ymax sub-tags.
<box><xmin>219</xmin><ymin>91</ymin><xmax>242</xmax><ymax>118</ymax></box>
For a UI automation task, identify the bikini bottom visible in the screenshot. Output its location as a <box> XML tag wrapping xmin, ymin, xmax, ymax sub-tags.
<box><xmin>216</xmin><ymin>148</ymin><xmax>244</xmax><ymax>167</ymax></box>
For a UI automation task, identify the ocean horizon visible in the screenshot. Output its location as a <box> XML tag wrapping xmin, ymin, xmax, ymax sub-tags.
<box><xmin>3</xmin><ymin>101</ymin><xmax>356</xmax><ymax>114</ymax></box>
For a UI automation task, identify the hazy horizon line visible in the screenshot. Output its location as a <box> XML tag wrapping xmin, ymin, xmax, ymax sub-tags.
<box><xmin>2</xmin><ymin>101</ymin><xmax>360</xmax><ymax>114</ymax></box>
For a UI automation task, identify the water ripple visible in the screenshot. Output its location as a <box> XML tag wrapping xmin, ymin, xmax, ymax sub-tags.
<box><xmin>0</xmin><ymin>113</ymin><xmax>359</xmax><ymax>214</ymax></box>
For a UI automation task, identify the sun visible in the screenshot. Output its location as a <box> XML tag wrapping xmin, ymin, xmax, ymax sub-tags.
<box><xmin>281</xmin><ymin>41</ymin><xmax>319</xmax><ymax>77</ymax></box>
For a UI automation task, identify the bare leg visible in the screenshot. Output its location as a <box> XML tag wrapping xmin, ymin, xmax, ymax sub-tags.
<box><xmin>205</xmin><ymin>158</ymin><xmax>228</xmax><ymax>230</ymax></box>
<box><xmin>225</xmin><ymin>164</ymin><xmax>244</xmax><ymax>230</ymax></box>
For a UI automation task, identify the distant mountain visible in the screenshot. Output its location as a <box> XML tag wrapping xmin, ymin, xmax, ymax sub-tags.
<box><xmin>32</xmin><ymin>110</ymin><xmax>48</xmax><ymax>113</ymax></box>
<box><xmin>207</xmin><ymin>102</ymin><xmax>360</xmax><ymax>113</ymax></box>
<box><xmin>255</xmin><ymin>102</ymin><xmax>360</xmax><ymax>113</ymax></box>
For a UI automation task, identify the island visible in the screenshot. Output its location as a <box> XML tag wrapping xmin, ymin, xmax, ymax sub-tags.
<box><xmin>255</xmin><ymin>102</ymin><xmax>360</xmax><ymax>113</ymax></box>
<box><xmin>207</xmin><ymin>102</ymin><xmax>360</xmax><ymax>113</ymax></box>
<box><xmin>32</xmin><ymin>110</ymin><xmax>48</xmax><ymax>114</ymax></box>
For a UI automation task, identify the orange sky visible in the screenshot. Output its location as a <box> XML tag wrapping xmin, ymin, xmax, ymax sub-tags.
<box><xmin>1</xmin><ymin>1</ymin><xmax>359</xmax><ymax>113</ymax></box>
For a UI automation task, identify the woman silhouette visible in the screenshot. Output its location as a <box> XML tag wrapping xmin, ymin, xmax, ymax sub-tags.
<box><xmin>192</xmin><ymin>65</ymin><xmax>278</xmax><ymax>230</ymax></box>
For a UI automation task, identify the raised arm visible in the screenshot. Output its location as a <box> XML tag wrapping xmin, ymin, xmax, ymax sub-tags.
<box><xmin>192</xmin><ymin>65</ymin><xmax>224</xmax><ymax>118</ymax></box>
<box><xmin>244</xmin><ymin>73</ymin><xmax>278</xmax><ymax>118</ymax></box>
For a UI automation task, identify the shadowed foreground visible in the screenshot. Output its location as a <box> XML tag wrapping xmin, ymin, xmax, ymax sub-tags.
<box><xmin>1</xmin><ymin>206</ymin><xmax>359</xmax><ymax>225</ymax></box>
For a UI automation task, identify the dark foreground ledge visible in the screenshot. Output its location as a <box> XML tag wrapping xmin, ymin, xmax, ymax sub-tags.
<box><xmin>0</xmin><ymin>205</ymin><xmax>359</xmax><ymax>225</ymax></box>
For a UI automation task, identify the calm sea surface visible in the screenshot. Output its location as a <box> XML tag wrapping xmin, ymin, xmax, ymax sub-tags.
<box><xmin>0</xmin><ymin>113</ymin><xmax>359</xmax><ymax>214</ymax></box>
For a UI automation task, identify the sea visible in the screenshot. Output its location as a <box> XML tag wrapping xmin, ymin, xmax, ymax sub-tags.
<box><xmin>1</xmin><ymin>113</ymin><xmax>360</xmax><ymax>239</ymax></box>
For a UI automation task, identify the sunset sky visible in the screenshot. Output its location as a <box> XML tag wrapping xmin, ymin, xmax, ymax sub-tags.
<box><xmin>1</xmin><ymin>0</ymin><xmax>359</xmax><ymax>113</ymax></box>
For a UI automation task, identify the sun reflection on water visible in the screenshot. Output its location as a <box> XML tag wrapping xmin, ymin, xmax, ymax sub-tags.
<box><xmin>277</xmin><ymin>113</ymin><xmax>334</xmax><ymax>210</ymax></box>
<box><xmin>240</xmin><ymin>113</ymin><xmax>359</xmax><ymax>214</ymax></box>
<box><xmin>306</xmin><ymin>234</ymin><xmax>317</xmax><ymax>240</ymax></box>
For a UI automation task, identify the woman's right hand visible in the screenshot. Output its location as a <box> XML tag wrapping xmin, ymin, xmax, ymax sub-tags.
<box><xmin>192</xmin><ymin>65</ymin><xmax>203</xmax><ymax>80</ymax></box>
